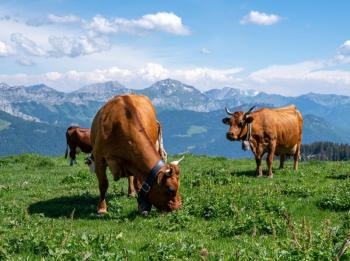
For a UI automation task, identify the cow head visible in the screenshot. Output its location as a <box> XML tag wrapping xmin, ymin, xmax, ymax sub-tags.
<box><xmin>84</xmin><ymin>155</ymin><xmax>95</xmax><ymax>173</ymax></box>
<box><xmin>143</xmin><ymin>156</ymin><xmax>184</xmax><ymax>213</ymax></box>
<box><xmin>222</xmin><ymin>106</ymin><xmax>255</xmax><ymax>141</ymax></box>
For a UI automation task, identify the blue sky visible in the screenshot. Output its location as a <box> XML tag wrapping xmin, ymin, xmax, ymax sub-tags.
<box><xmin>1</xmin><ymin>0</ymin><xmax>350</xmax><ymax>96</ymax></box>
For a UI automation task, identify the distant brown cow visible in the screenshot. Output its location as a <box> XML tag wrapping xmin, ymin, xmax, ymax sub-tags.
<box><xmin>222</xmin><ymin>105</ymin><xmax>303</xmax><ymax>178</ymax></box>
<box><xmin>64</xmin><ymin>126</ymin><xmax>92</xmax><ymax>166</ymax></box>
<box><xmin>91</xmin><ymin>94</ymin><xmax>182</xmax><ymax>215</ymax></box>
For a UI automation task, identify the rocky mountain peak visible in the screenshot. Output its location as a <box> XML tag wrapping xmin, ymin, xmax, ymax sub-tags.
<box><xmin>74</xmin><ymin>81</ymin><xmax>127</xmax><ymax>94</ymax></box>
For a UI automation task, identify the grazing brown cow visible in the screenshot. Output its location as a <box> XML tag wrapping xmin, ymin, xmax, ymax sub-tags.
<box><xmin>64</xmin><ymin>126</ymin><xmax>92</xmax><ymax>166</ymax></box>
<box><xmin>222</xmin><ymin>105</ymin><xmax>303</xmax><ymax>178</ymax></box>
<box><xmin>91</xmin><ymin>94</ymin><xmax>182</xmax><ymax>215</ymax></box>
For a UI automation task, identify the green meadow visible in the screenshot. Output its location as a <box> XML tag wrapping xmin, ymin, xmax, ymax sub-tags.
<box><xmin>1</xmin><ymin>154</ymin><xmax>350</xmax><ymax>260</ymax></box>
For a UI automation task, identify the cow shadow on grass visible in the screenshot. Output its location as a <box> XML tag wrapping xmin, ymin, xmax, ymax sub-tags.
<box><xmin>28</xmin><ymin>193</ymin><xmax>139</xmax><ymax>220</ymax></box>
<box><xmin>231</xmin><ymin>169</ymin><xmax>257</xmax><ymax>177</ymax></box>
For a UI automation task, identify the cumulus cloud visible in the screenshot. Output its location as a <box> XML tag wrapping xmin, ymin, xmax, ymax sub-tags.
<box><xmin>7</xmin><ymin>32</ymin><xmax>110</xmax><ymax>58</ymax></box>
<box><xmin>118</xmin><ymin>12</ymin><xmax>190</xmax><ymax>35</ymax></box>
<box><xmin>27</xmin><ymin>14</ymin><xmax>81</xmax><ymax>26</ymax></box>
<box><xmin>247</xmin><ymin>60</ymin><xmax>350</xmax><ymax>96</ymax></box>
<box><xmin>86</xmin><ymin>12</ymin><xmax>190</xmax><ymax>35</ymax></box>
<box><xmin>249</xmin><ymin>61</ymin><xmax>326</xmax><ymax>83</ymax></box>
<box><xmin>138</xmin><ymin>63</ymin><xmax>170</xmax><ymax>82</ymax></box>
<box><xmin>5</xmin><ymin>11</ymin><xmax>189</xmax><ymax>61</ymax></box>
<box><xmin>45</xmin><ymin>71</ymin><xmax>62</xmax><ymax>81</ymax></box>
<box><xmin>137</xmin><ymin>63</ymin><xmax>243</xmax><ymax>87</ymax></box>
<box><xmin>48</xmin><ymin>35</ymin><xmax>110</xmax><ymax>57</ymax></box>
<box><xmin>26</xmin><ymin>12</ymin><xmax>190</xmax><ymax>35</ymax></box>
<box><xmin>11</xmin><ymin>33</ymin><xmax>46</xmax><ymax>56</ymax></box>
<box><xmin>0</xmin><ymin>64</ymin><xmax>242</xmax><ymax>91</ymax></box>
<box><xmin>85</xmin><ymin>15</ymin><xmax>117</xmax><ymax>34</ymax></box>
<box><xmin>0</xmin><ymin>40</ymin><xmax>14</xmax><ymax>56</ymax></box>
<box><xmin>240</xmin><ymin>11</ymin><xmax>281</xmax><ymax>26</ymax></box>
<box><xmin>339</xmin><ymin>40</ymin><xmax>350</xmax><ymax>55</ymax></box>
<box><xmin>47</xmin><ymin>14</ymin><xmax>81</xmax><ymax>24</ymax></box>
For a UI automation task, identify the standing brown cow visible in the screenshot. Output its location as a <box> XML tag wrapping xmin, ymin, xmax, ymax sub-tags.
<box><xmin>64</xmin><ymin>126</ymin><xmax>92</xmax><ymax>166</ymax></box>
<box><xmin>91</xmin><ymin>94</ymin><xmax>182</xmax><ymax>215</ymax></box>
<box><xmin>222</xmin><ymin>105</ymin><xmax>303</xmax><ymax>178</ymax></box>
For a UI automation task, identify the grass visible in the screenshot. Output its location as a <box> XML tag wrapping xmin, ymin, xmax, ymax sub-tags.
<box><xmin>1</xmin><ymin>154</ymin><xmax>350</xmax><ymax>260</ymax></box>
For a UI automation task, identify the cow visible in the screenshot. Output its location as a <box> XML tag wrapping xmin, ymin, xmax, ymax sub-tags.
<box><xmin>64</xmin><ymin>126</ymin><xmax>92</xmax><ymax>166</ymax></box>
<box><xmin>222</xmin><ymin>105</ymin><xmax>303</xmax><ymax>178</ymax></box>
<box><xmin>91</xmin><ymin>94</ymin><xmax>182</xmax><ymax>215</ymax></box>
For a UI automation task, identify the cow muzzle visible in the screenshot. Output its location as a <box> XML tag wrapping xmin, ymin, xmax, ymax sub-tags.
<box><xmin>226</xmin><ymin>132</ymin><xmax>236</xmax><ymax>141</ymax></box>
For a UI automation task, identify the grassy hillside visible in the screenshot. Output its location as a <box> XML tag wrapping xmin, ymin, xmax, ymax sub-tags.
<box><xmin>1</xmin><ymin>154</ymin><xmax>350</xmax><ymax>260</ymax></box>
<box><xmin>0</xmin><ymin>111</ymin><xmax>66</xmax><ymax>156</ymax></box>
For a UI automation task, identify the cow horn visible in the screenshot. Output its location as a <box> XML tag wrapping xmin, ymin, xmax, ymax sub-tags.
<box><xmin>225</xmin><ymin>107</ymin><xmax>234</xmax><ymax>115</ymax></box>
<box><xmin>170</xmin><ymin>155</ymin><xmax>185</xmax><ymax>165</ymax></box>
<box><xmin>245</xmin><ymin>106</ymin><xmax>256</xmax><ymax>115</ymax></box>
<box><xmin>165</xmin><ymin>169</ymin><xmax>172</xmax><ymax>176</ymax></box>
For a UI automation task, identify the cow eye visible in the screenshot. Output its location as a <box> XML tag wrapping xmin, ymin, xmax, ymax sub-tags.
<box><xmin>167</xmin><ymin>186</ymin><xmax>175</xmax><ymax>195</ymax></box>
<box><xmin>238</xmin><ymin>121</ymin><xmax>244</xmax><ymax>128</ymax></box>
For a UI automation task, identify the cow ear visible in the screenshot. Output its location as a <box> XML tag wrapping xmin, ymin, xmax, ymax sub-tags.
<box><xmin>245</xmin><ymin>115</ymin><xmax>254</xmax><ymax>123</ymax></box>
<box><xmin>222</xmin><ymin>118</ymin><xmax>230</xmax><ymax>125</ymax></box>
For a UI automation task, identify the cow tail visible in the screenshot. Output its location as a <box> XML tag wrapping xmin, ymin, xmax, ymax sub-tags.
<box><xmin>64</xmin><ymin>129</ymin><xmax>69</xmax><ymax>158</ymax></box>
<box><xmin>157</xmin><ymin>121</ymin><xmax>167</xmax><ymax>162</ymax></box>
<box><xmin>64</xmin><ymin>143</ymin><xmax>68</xmax><ymax>158</ymax></box>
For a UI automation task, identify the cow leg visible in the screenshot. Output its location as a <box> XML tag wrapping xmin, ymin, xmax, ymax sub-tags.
<box><xmin>95</xmin><ymin>158</ymin><xmax>108</xmax><ymax>215</ymax></box>
<box><xmin>253</xmin><ymin>143</ymin><xmax>264</xmax><ymax>177</ymax></box>
<box><xmin>255</xmin><ymin>156</ymin><xmax>263</xmax><ymax>177</ymax></box>
<box><xmin>293</xmin><ymin>143</ymin><xmax>301</xmax><ymax>171</ymax></box>
<box><xmin>279</xmin><ymin>154</ymin><xmax>285</xmax><ymax>169</ymax></box>
<box><xmin>267</xmin><ymin>142</ymin><xmax>277</xmax><ymax>178</ymax></box>
<box><xmin>128</xmin><ymin>176</ymin><xmax>136</xmax><ymax>198</ymax></box>
<box><xmin>69</xmin><ymin>148</ymin><xmax>76</xmax><ymax>166</ymax></box>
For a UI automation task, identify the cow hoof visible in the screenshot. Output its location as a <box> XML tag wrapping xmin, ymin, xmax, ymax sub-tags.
<box><xmin>141</xmin><ymin>211</ymin><xmax>149</xmax><ymax>217</ymax></box>
<box><xmin>128</xmin><ymin>192</ymin><xmax>136</xmax><ymax>198</ymax></box>
<box><xmin>256</xmin><ymin>175</ymin><xmax>263</xmax><ymax>178</ymax></box>
<box><xmin>267</xmin><ymin>175</ymin><xmax>274</xmax><ymax>179</ymax></box>
<box><xmin>97</xmin><ymin>209</ymin><xmax>107</xmax><ymax>216</ymax></box>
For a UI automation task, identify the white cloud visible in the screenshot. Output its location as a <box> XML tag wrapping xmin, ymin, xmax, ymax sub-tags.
<box><xmin>200</xmin><ymin>48</ymin><xmax>210</xmax><ymax>54</ymax></box>
<box><xmin>249</xmin><ymin>61</ymin><xmax>326</xmax><ymax>83</ymax></box>
<box><xmin>2</xmin><ymin>61</ymin><xmax>350</xmax><ymax>96</ymax></box>
<box><xmin>2</xmin><ymin>11</ymin><xmax>189</xmax><ymax>62</ymax></box>
<box><xmin>85</xmin><ymin>15</ymin><xmax>117</xmax><ymax>34</ymax></box>
<box><xmin>247</xmin><ymin>60</ymin><xmax>350</xmax><ymax>96</ymax></box>
<box><xmin>0</xmin><ymin>64</ymin><xmax>242</xmax><ymax>91</ymax></box>
<box><xmin>45</xmin><ymin>71</ymin><xmax>62</xmax><ymax>81</ymax></box>
<box><xmin>174</xmin><ymin>67</ymin><xmax>243</xmax><ymax>86</ymax></box>
<box><xmin>48</xmin><ymin>35</ymin><xmax>110</xmax><ymax>57</ymax></box>
<box><xmin>339</xmin><ymin>40</ymin><xmax>350</xmax><ymax>56</ymax></box>
<box><xmin>47</xmin><ymin>14</ymin><xmax>81</xmax><ymax>24</ymax></box>
<box><xmin>137</xmin><ymin>63</ymin><xmax>243</xmax><ymax>87</ymax></box>
<box><xmin>27</xmin><ymin>14</ymin><xmax>81</xmax><ymax>26</ymax></box>
<box><xmin>26</xmin><ymin>12</ymin><xmax>190</xmax><ymax>35</ymax></box>
<box><xmin>11</xmin><ymin>33</ymin><xmax>46</xmax><ymax>56</ymax></box>
<box><xmin>86</xmin><ymin>12</ymin><xmax>190</xmax><ymax>35</ymax></box>
<box><xmin>0</xmin><ymin>40</ymin><xmax>14</xmax><ymax>56</ymax></box>
<box><xmin>240</xmin><ymin>11</ymin><xmax>281</xmax><ymax>26</ymax></box>
<box><xmin>127</xmin><ymin>12</ymin><xmax>190</xmax><ymax>35</ymax></box>
<box><xmin>138</xmin><ymin>63</ymin><xmax>170</xmax><ymax>82</ymax></box>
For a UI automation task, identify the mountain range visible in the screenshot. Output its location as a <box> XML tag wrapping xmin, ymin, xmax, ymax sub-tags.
<box><xmin>0</xmin><ymin>78</ymin><xmax>349</xmax><ymax>157</ymax></box>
